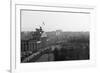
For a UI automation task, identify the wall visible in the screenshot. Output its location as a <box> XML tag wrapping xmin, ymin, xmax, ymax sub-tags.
<box><xmin>0</xmin><ymin>0</ymin><xmax>100</xmax><ymax>73</ymax></box>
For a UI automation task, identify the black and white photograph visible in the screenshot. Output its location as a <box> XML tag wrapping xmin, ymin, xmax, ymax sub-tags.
<box><xmin>21</xmin><ymin>9</ymin><xmax>90</xmax><ymax>63</ymax></box>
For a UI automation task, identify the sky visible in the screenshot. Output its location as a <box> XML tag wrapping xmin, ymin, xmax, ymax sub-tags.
<box><xmin>21</xmin><ymin>10</ymin><xmax>90</xmax><ymax>32</ymax></box>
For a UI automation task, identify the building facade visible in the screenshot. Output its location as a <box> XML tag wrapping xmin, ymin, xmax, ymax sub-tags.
<box><xmin>21</xmin><ymin>27</ymin><xmax>47</xmax><ymax>53</ymax></box>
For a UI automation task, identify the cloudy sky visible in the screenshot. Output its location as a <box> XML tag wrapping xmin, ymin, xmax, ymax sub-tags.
<box><xmin>21</xmin><ymin>10</ymin><xmax>90</xmax><ymax>32</ymax></box>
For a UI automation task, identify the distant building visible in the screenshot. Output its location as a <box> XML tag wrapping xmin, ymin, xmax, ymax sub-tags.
<box><xmin>55</xmin><ymin>30</ymin><xmax>62</xmax><ymax>36</ymax></box>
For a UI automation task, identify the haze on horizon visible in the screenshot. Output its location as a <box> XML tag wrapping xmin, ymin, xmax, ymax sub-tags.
<box><xmin>21</xmin><ymin>10</ymin><xmax>90</xmax><ymax>32</ymax></box>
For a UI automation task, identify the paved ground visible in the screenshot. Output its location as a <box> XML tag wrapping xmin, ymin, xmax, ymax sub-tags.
<box><xmin>36</xmin><ymin>53</ymin><xmax>54</xmax><ymax>62</ymax></box>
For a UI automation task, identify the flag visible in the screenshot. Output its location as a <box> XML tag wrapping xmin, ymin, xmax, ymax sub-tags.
<box><xmin>42</xmin><ymin>21</ymin><xmax>45</xmax><ymax>25</ymax></box>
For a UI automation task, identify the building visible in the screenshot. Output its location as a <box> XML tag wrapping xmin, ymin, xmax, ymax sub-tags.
<box><xmin>21</xmin><ymin>26</ymin><xmax>48</xmax><ymax>53</ymax></box>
